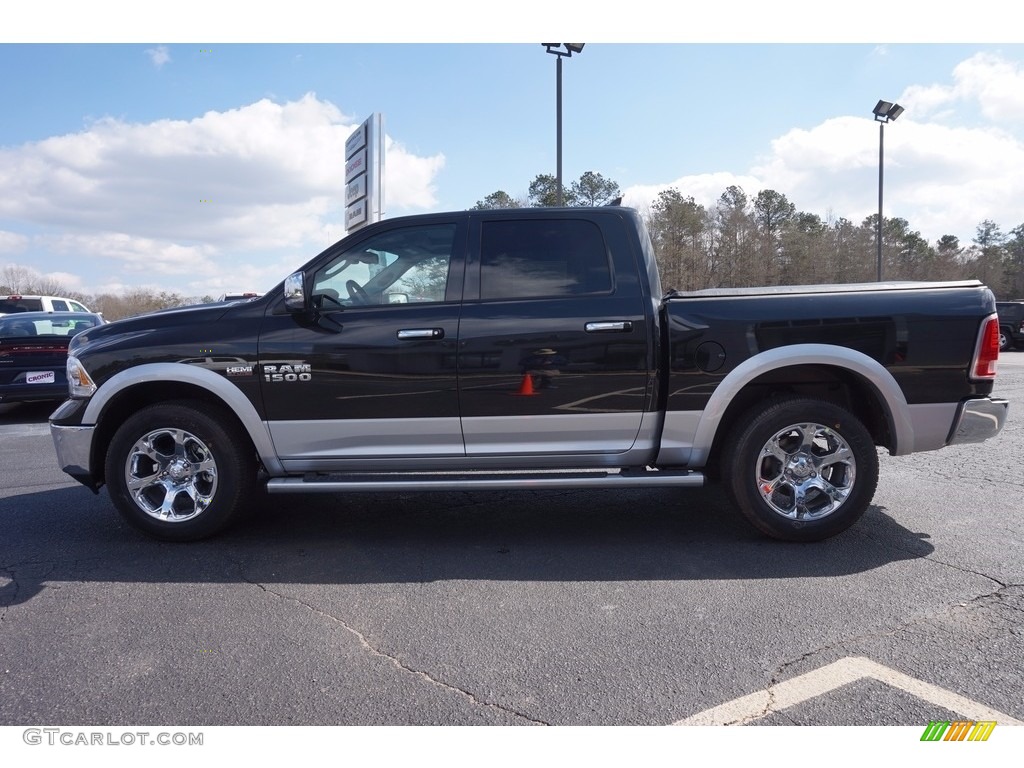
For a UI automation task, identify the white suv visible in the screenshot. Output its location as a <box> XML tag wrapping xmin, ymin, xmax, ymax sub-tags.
<box><xmin>217</xmin><ymin>292</ymin><xmax>262</xmax><ymax>302</ymax></box>
<box><xmin>0</xmin><ymin>294</ymin><xmax>93</xmax><ymax>316</ymax></box>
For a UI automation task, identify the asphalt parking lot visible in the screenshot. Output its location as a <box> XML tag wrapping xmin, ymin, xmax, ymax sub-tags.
<box><xmin>1</xmin><ymin>354</ymin><xmax>1022</xmax><ymax>730</ymax></box>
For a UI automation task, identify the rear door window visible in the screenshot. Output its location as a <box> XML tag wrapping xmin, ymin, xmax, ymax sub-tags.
<box><xmin>479</xmin><ymin>219</ymin><xmax>612</xmax><ymax>300</ymax></box>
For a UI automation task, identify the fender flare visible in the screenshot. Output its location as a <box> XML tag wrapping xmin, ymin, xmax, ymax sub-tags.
<box><xmin>685</xmin><ymin>343</ymin><xmax>913</xmax><ymax>466</ymax></box>
<box><xmin>82</xmin><ymin>363</ymin><xmax>284</xmax><ymax>475</ymax></box>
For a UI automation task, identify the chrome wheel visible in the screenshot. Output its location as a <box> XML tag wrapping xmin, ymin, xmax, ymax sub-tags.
<box><xmin>722</xmin><ymin>397</ymin><xmax>878</xmax><ymax>541</ymax></box>
<box><xmin>124</xmin><ymin>427</ymin><xmax>219</xmax><ymax>522</ymax></box>
<box><xmin>106</xmin><ymin>401</ymin><xmax>256</xmax><ymax>540</ymax></box>
<box><xmin>755</xmin><ymin>422</ymin><xmax>856</xmax><ymax>521</ymax></box>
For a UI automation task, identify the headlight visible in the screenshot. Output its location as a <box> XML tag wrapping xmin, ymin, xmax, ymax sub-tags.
<box><xmin>67</xmin><ymin>355</ymin><xmax>97</xmax><ymax>398</ymax></box>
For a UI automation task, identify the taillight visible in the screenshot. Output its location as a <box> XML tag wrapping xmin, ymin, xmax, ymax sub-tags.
<box><xmin>972</xmin><ymin>315</ymin><xmax>1000</xmax><ymax>379</ymax></box>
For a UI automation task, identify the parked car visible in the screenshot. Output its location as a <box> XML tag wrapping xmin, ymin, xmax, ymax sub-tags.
<box><xmin>0</xmin><ymin>312</ymin><xmax>105</xmax><ymax>404</ymax></box>
<box><xmin>996</xmin><ymin>301</ymin><xmax>1024</xmax><ymax>351</ymax></box>
<box><xmin>217</xmin><ymin>292</ymin><xmax>262</xmax><ymax>302</ymax></box>
<box><xmin>0</xmin><ymin>294</ymin><xmax>93</xmax><ymax>316</ymax></box>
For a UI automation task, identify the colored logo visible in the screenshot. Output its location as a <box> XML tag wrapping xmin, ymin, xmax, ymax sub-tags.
<box><xmin>920</xmin><ymin>720</ymin><xmax>996</xmax><ymax>741</ymax></box>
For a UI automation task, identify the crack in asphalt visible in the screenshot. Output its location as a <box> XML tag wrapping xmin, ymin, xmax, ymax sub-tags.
<box><xmin>722</xmin><ymin>582</ymin><xmax>1023</xmax><ymax>725</ymax></box>
<box><xmin>883</xmin><ymin>469</ymin><xmax>1023</xmax><ymax>490</ymax></box>
<box><xmin>983</xmin><ymin>585</ymin><xmax>1024</xmax><ymax>621</ymax></box>
<box><xmin>753</xmin><ymin>648</ymin><xmax>823</xmax><ymax>724</ymax></box>
<box><xmin>856</xmin><ymin>528</ymin><xmax>1008</xmax><ymax>590</ymax></box>
<box><xmin>223</xmin><ymin>556</ymin><xmax>548</xmax><ymax>725</ymax></box>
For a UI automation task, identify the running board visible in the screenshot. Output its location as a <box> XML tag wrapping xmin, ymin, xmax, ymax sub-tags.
<box><xmin>266</xmin><ymin>468</ymin><xmax>704</xmax><ymax>494</ymax></box>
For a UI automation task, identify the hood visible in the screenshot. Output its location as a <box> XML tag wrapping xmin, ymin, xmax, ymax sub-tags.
<box><xmin>68</xmin><ymin>303</ymin><xmax>235</xmax><ymax>355</ymax></box>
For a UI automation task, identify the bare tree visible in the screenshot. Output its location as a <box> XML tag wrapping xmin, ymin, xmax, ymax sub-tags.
<box><xmin>963</xmin><ymin>219</ymin><xmax>1008</xmax><ymax>296</ymax></box>
<box><xmin>1005</xmin><ymin>224</ymin><xmax>1024</xmax><ymax>299</ymax></box>
<box><xmin>646</xmin><ymin>188</ymin><xmax>712</xmax><ymax>292</ymax></box>
<box><xmin>753</xmin><ymin>190</ymin><xmax>796</xmax><ymax>285</ymax></box>
<box><xmin>91</xmin><ymin>289</ymin><xmax>188</xmax><ymax>321</ymax></box>
<box><xmin>780</xmin><ymin>213</ymin><xmax>828</xmax><ymax>284</ymax></box>
<box><xmin>714</xmin><ymin>186</ymin><xmax>755</xmax><ymax>287</ymax></box>
<box><xmin>2</xmin><ymin>264</ymin><xmax>52</xmax><ymax>293</ymax></box>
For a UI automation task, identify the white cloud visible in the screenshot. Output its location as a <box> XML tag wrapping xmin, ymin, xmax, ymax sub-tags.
<box><xmin>0</xmin><ymin>93</ymin><xmax>443</xmax><ymax>242</ymax></box>
<box><xmin>623</xmin><ymin>172</ymin><xmax>765</xmax><ymax>215</ymax></box>
<box><xmin>384</xmin><ymin>137</ymin><xmax>446</xmax><ymax>210</ymax></box>
<box><xmin>748</xmin><ymin>114</ymin><xmax>1024</xmax><ymax>241</ymax></box>
<box><xmin>628</xmin><ymin>53</ymin><xmax>1024</xmax><ymax>245</ymax></box>
<box><xmin>0</xmin><ymin>93</ymin><xmax>445</xmax><ymax>294</ymax></box>
<box><xmin>901</xmin><ymin>52</ymin><xmax>1024</xmax><ymax>124</ymax></box>
<box><xmin>0</xmin><ymin>262</ymin><xmax>86</xmax><ymax>294</ymax></box>
<box><xmin>951</xmin><ymin>52</ymin><xmax>1024</xmax><ymax>123</ymax></box>
<box><xmin>42</xmin><ymin>271</ymin><xmax>87</xmax><ymax>291</ymax></box>
<box><xmin>146</xmin><ymin>45</ymin><xmax>171</xmax><ymax>69</ymax></box>
<box><xmin>0</xmin><ymin>230</ymin><xmax>29</xmax><ymax>253</ymax></box>
<box><xmin>43</xmin><ymin>233</ymin><xmax>221</xmax><ymax>277</ymax></box>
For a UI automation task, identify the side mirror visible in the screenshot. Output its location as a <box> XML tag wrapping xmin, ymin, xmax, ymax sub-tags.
<box><xmin>283</xmin><ymin>272</ymin><xmax>306</xmax><ymax>312</ymax></box>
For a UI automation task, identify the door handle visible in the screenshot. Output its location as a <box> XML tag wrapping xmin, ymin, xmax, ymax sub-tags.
<box><xmin>397</xmin><ymin>328</ymin><xmax>445</xmax><ymax>340</ymax></box>
<box><xmin>585</xmin><ymin>321</ymin><xmax>632</xmax><ymax>333</ymax></box>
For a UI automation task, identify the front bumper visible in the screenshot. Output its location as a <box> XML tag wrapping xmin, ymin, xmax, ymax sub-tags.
<box><xmin>947</xmin><ymin>397</ymin><xmax>1009</xmax><ymax>445</ymax></box>
<box><xmin>50</xmin><ymin>422</ymin><xmax>100</xmax><ymax>492</ymax></box>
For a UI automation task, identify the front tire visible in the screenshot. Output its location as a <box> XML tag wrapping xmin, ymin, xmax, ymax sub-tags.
<box><xmin>104</xmin><ymin>400</ymin><xmax>256</xmax><ymax>541</ymax></box>
<box><xmin>721</xmin><ymin>397</ymin><xmax>879</xmax><ymax>542</ymax></box>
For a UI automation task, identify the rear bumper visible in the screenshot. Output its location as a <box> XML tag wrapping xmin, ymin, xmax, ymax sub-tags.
<box><xmin>50</xmin><ymin>422</ymin><xmax>100</xmax><ymax>492</ymax></box>
<box><xmin>947</xmin><ymin>397</ymin><xmax>1009</xmax><ymax>445</ymax></box>
<box><xmin>0</xmin><ymin>384</ymin><xmax>66</xmax><ymax>403</ymax></box>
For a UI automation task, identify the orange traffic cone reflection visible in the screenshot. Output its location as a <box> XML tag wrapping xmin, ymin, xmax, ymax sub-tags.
<box><xmin>514</xmin><ymin>373</ymin><xmax>537</xmax><ymax>396</ymax></box>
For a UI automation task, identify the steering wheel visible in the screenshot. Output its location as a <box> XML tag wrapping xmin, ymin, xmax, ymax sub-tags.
<box><xmin>346</xmin><ymin>280</ymin><xmax>370</xmax><ymax>305</ymax></box>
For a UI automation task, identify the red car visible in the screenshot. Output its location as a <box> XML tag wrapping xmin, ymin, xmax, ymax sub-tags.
<box><xmin>0</xmin><ymin>311</ymin><xmax>105</xmax><ymax>404</ymax></box>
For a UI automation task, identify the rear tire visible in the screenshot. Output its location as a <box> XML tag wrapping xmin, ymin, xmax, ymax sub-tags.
<box><xmin>104</xmin><ymin>400</ymin><xmax>256</xmax><ymax>541</ymax></box>
<box><xmin>721</xmin><ymin>397</ymin><xmax>879</xmax><ymax>542</ymax></box>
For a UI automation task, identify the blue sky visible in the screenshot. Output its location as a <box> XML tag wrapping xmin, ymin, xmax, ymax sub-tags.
<box><xmin>2</xmin><ymin>4</ymin><xmax>1024</xmax><ymax>298</ymax></box>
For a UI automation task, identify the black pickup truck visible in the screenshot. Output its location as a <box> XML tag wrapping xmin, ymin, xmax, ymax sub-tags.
<box><xmin>50</xmin><ymin>207</ymin><xmax>1008</xmax><ymax>542</ymax></box>
<box><xmin>997</xmin><ymin>301</ymin><xmax>1024</xmax><ymax>351</ymax></box>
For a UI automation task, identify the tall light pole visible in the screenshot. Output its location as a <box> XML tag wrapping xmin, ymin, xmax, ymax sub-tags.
<box><xmin>543</xmin><ymin>44</ymin><xmax>584</xmax><ymax>206</ymax></box>
<box><xmin>872</xmin><ymin>99</ymin><xmax>904</xmax><ymax>281</ymax></box>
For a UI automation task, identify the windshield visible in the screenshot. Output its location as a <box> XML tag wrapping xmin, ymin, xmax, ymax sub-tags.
<box><xmin>0</xmin><ymin>298</ymin><xmax>44</xmax><ymax>313</ymax></box>
<box><xmin>0</xmin><ymin>316</ymin><xmax>99</xmax><ymax>338</ymax></box>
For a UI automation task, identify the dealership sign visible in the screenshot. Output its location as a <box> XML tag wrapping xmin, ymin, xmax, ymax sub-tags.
<box><xmin>344</xmin><ymin>113</ymin><xmax>383</xmax><ymax>232</ymax></box>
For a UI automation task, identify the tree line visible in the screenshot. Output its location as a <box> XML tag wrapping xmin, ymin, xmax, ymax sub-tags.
<box><xmin>4</xmin><ymin>171</ymin><xmax>1022</xmax><ymax>321</ymax></box>
<box><xmin>1</xmin><ymin>264</ymin><xmax>214</xmax><ymax>321</ymax></box>
<box><xmin>475</xmin><ymin>172</ymin><xmax>1024</xmax><ymax>300</ymax></box>
<box><xmin>472</xmin><ymin>171</ymin><xmax>623</xmax><ymax>209</ymax></box>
